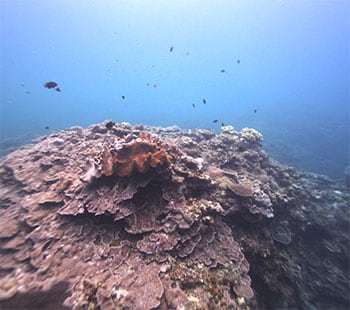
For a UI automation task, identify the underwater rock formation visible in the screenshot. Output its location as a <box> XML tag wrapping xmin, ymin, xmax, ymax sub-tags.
<box><xmin>0</xmin><ymin>121</ymin><xmax>349</xmax><ymax>309</ymax></box>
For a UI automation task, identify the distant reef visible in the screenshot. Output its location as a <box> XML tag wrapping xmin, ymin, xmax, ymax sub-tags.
<box><xmin>0</xmin><ymin>121</ymin><xmax>349</xmax><ymax>309</ymax></box>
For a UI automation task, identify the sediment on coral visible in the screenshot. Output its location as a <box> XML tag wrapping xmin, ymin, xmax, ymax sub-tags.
<box><xmin>0</xmin><ymin>120</ymin><xmax>349</xmax><ymax>310</ymax></box>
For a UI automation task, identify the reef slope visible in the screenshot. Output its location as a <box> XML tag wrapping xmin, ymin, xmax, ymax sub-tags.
<box><xmin>0</xmin><ymin>121</ymin><xmax>349</xmax><ymax>309</ymax></box>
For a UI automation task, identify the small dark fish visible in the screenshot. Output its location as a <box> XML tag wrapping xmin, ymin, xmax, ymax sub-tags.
<box><xmin>146</xmin><ymin>83</ymin><xmax>150</xmax><ymax>87</ymax></box>
<box><xmin>44</xmin><ymin>81</ymin><xmax>61</xmax><ymax>92</ymax></box>
<box><xmin>121</xmin><ymin>96</ymin><xmax>126</xmax><ymax>100</ymax></box>
<box><xmin>254</xmin><ymin>109</ymin><xmax>257</xmax><ymax>113</ymax></box>
<box><xmin>169</xmin><ymin>46</ymin><xmax>174</xmax><ymax>52</ymax></box>
<box><xmin>221</xmin><ymin>122</ymin><xmax>225</xmax><ymax>126</ymax></box>
<box><xmin>25</xmin><ymin>90</ymin><xmax>30</xmax><ymax>94</ymax></box>
<box><xmin>213</xmin><ymin>120</ymin><xmax>218</xmax><ymax>123</ymax></box>
<box><xmin>220</xmin><ymin>69</ymin><xmax>226</xmax><ymax>73</ymax></box>
<box><xmin>116</xmin><ymin>59</ymin><xmax>119</xmax><ymax>62</ymax></box>
<box><xmin>44</xmin><ymin>81</ymin><xmax>58</xmax><ymax>89</ymax></box>
<box><xmin>45</xmin><ymin>126</ymin><xmax>50</xmax><ymax>130</ymax></box>
<box><xmin>105</xmin><ymin>121</ymin><xmax>115</xmax><ymax>129</ymax></box>
<box><xmin>20</xmin><ymin>83</ymin><xmax>25</xmax><ymax>87</ymax></box>
<box><xmin>153</xmin><ymin>84</ymin><xmax>158</xmax><ymax>88</ymax></box>
<box><xmin>237</xmin><ymin>59</ymin><xmax>240</xmax><ymax>64</ymax></box>
<box><xmin>186</xmin><ymin>52</ymin><xmax>189</xmax><ymax>56</ymax></box>
<box><xmin>203</xmin><ymin>98</ymin><xmax>206</xmax><ymax>104</ymax></box>
<box><xmin>192</xmin><ymin>103</ymin><xmax>196</xmax><ymax>108</ymax></box>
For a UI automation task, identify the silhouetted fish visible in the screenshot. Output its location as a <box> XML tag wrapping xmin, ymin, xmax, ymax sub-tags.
<box><xmin>43</xmin><ymin>81</ymin><xmax>61</xmax><ymax>92</ymax></box>
<box><xmin>220</xmin><ymin>69</ymin><xmax>226</xmax><ymax>73</ymax></box>
<box><xmin>192</xmin><ymin>103</ymin><xmax>196</xmax><ymax>108</ymax></box>
<box><xmin>45</xmin><ymin>126</ymin><xmax>50</xmax><ymax>130</ymax></box>
<box><xmin>121</xmin><ymin>96</ymin><xmax>126</xmax><ymax>100</ymax></box>
<box><xmin>169</xmin><ymin>46</ymin><xmax>174</xmax><ymax>52</ymax></box>
<box><xmin>237</xmin><ymin>59</ymin><xmax>240</xmax><ymax>64</ymax></box>
<box><xmin>213</xmin><ymin>120</ymin><xmax>218</xmax><ymax>123</ymax></box>
<box><xmin>20</xmin><ymin>83</ymin><xmax>25</xmax><ymax>87</ymax></box>
<box><xmin>153</xmin><ymin>84</ymin><xmax>158</xmax><ymax>88</ymax></box>
<box><xmin>44</xmin><ymin>81</ymin><xmax>57</xmax><ymax>88</ymax></box>
<box><xmin>203</xmin><ymin>98</ymin><xmax>206</xmax><ymax>104</ymax></box>
<box><xmin>254</xmin><ymin>109</ymin><xmax>257</xmax><ymax>113</ymax></box>
<box><xmin>105</xmin><ymin>121</ymin><xmax>115</xmax><ymax>129</ymax></box>
<box><xmin>147</xmin><ymin>83</ymin><xmax>150</xmax><ymax>87</ymax></box>
<box><xmin>221</xmin><ymin>122</ymin><xmax>225</xmax><ymax>126</ymax></box>
<box><xmin>25</xmin><ymin>90</ymin><xmax>30</xmax><ymax>94</ymax></box>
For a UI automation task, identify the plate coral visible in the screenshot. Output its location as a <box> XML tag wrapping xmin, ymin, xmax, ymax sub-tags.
<box><xmin>0</xmin><ymin>121</ymin><xmax>349</xmax><ymax>309</ymax></box>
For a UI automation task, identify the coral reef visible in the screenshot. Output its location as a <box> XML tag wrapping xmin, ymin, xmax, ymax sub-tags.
<box><xmin>0</xmin><ymin>121</ymin><xmax>349</xmax><ymax>310</ymax></box>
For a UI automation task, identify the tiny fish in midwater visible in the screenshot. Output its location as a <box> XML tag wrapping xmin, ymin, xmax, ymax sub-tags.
<box><xmin>45</xmin><ymin>126</ymin><xmax>50</xmax><ymax>130</ymax></box>
<box><xmin>169</xmin><ymin>46</ymin><xmax>174</xmax><ymax>52</ymax></box>
<box><xmin>146</xmin><ymin>83</ymin><xmax>150</xmax><ymax>87</ymax></box>
<box><xmin>44</xmin><ymin>81</ymin><xmax>57</xmax><ymax>88</ymax></box>
<box><xmin>121</xmin><ymin>96</ymin><xmax>126</xmax><ymax>100</ymax></box>
<box><xmin>221</xmin><ymin>122</ymin><xmax>225</xmax><ymax>126</ymax></box>
<box><xmin>192</xmin><ymin>103</ymin><xmax>196</xmax><ymax>108</ymax></box>
<box><xmin>203</xmin><ymin>98</ymin><xmax>206</xmax><ymax>104</ymax></box>
<box><xmin>237</xmin><ymin>59</ymin><xmax>240</xmax><ymax>64</ymax></box>
<box><xmin>220</xmin><ymin>69</ymin><xmax>225</xmax><ymax>73</ymax></box>
<box><xmin>25</xmin><ymin>90</ymin><xmax>30</xmax><ymax>94</ymax></box>
<box><xmin>186</xmin><ymin>52</ymin><xmax>189</xmax><ymax>56</ymax></box>
<box><xmin>20</xmin><ymin>83</ymin><xmax>25</xmax><ymax>87</ymax></box>
<box><xmin>43</xmin><ymin>81</ymin><xmax>61</xmax><ymax>92</ymax></box>
<box><xmin>153</xmin><ymin>84</ymin><xmax>158</xmax><ymax>88</ymax></box>
<box><xmin>213</xmin><ymin>120</ymin><xmax>218</xmax><ymax>123</ymax></box>
<box><xmin>254</xmin><ymin>109</ymin><xmax>257</xmax><ymax>113</ymax></box>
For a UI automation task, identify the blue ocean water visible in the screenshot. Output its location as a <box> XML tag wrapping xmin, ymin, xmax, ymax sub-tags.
<box><xmin>0</xmin><ymin>0</ymin><xmax>349</xmax><ymax>179</ymax></box>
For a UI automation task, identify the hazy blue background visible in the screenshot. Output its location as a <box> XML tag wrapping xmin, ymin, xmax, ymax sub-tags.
<box><xmin>1</xmin><ymin>0</ymin><xmax>349</xmax><ymax>179</ymax></box>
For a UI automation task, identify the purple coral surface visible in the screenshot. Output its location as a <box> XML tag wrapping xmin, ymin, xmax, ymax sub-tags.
<box><xmin>0</xmin><ymin>121</ymin><xmax>349</xmax><ymax>310</ymax></box>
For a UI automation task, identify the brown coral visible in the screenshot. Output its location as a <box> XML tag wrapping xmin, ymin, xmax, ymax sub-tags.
<box><xmin>1</xmin><ymin>120</ymin><xmax>348</xmax><ymax>310</ymax></box>
<box><xmin>100</xmin><ymin>131</ymin><xmax>175</xmax><ymax>177</ymax></box>
<box><xmin>230</xmin><ymin>183</ymin><xmax>254</xmax><ymax>197</ymax></box>
<box><xmin>233</xmin><ymin>284</ymin><xmax>254</xmax><ymax>299</ymax></box>
<box><xmin>217</xmin><ymin>176</ymin><xmax>254</xmax><ymax>197</ymax></box>
<box><xmin>0</xmin><ymin>122</ymin><xmax>255</xmax><ymax>309</ymax></box>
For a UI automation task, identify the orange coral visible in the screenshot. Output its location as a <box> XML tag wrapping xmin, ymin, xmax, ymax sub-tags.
<box><xmin>100</xmin><ymin>132</ymin><xmax>175</xmax><ymax>177</ymax></box>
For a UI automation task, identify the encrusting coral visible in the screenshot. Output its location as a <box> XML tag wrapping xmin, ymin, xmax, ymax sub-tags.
<box><xmin>81</xmin><ymin>131</ymin><xmax>175</xmax><ymax>182</ymax></box>
<box><xmin>0</xmin><ymin>120</ymin><xmax>349</xmax><ymax>310</ymax></box>
<box><xmin>99</xmin><ymin>131</ymin><xmax>175</xmax><ymax>177</ymax></box>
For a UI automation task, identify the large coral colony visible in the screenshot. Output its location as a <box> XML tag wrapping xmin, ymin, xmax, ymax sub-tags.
<box><xmin>0</xmin><ymin>121</ymin><xmax>349</xmax><ymax>309</ymax></box>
